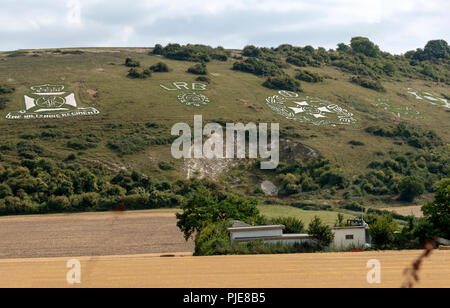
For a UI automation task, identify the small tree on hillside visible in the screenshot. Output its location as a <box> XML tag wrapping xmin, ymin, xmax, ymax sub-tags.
<box><xmin>398</xmin><ymin>176</ymin><xmax>425</xmax><ymax>202</ymax></box>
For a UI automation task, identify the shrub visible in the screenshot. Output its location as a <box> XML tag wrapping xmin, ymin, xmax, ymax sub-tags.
<box><xmin>295</xmin><ymin>70</ymin><xmax>323</xmax><ymax>83</ymax></box>
<box><xmin>398</xmin><ymin>176</ymin><xmax>425</xmax><ymax>202</ymax></box>
<box><xmin>158</xmin><ymin>161</ymin><xmax>176</xmax><ymax>171</ymax></box>
<box><xmin>194</xmin><ymin>221</ymin><xmax>232</xmax><ymax>256</ymax></box>
<box><xmin>348</xmin><ymin>140</ymin><xmax>365</xmax><ymax>146</ymax></box>
<box><xmin>307</xmin><ymin>216</ymin><xmax>334</xmax><ymax>248</ymax></box>
<box><xmin>124</xmin><ymin>57</ymin><xmax>140</xmax><ymax>67</ymax></box>
<box><xmin>262</xmin><ymin>75</ymin><xmax>301</xmax><ymax>92</ymax></box>
<box><xmin>233</xmin><ymin>58</ymin><xmax>283</xmax><ymax>76</ymax></box>
<box><xmin>127</xmin><ymin>68</ymin><xmax>151</xmax><ymax>79</ymax></box>
<box><xmin>196</xmin><ymin>76</ymin><xmax>210</xmax><ymax>83</ymax></box>
<box><xmin>0</xmin><ymin>97</ymin><xmax>10</xmax><ymax>110</ymax></box>
<box><xmin>286</xmin><ymin>56</ymin><xmax>307</xmax><ymax>67</ymax></box>
<box><xmin>350</xmin><ymin>76</ymin><xmax>386</xmax><ymax>92</ymax></box>
<box><xmin>269</xmin><ymin>216</ymin><xmax>305</xmax><ymax>234</ymax></box>
<box><xmin>369</xmin><ymin>215</ymin><xmax>397</xmax><ymax>249</ymax></box>
<box><xmin>0</xmin><ymin>84</ymin><xmax>15</xmax><ymax>95</ymax></box>
<box><xmin>46</xmin><ymin>196</ymin><xmax>71</xmax><ymax>212</ymax></box>
<box><xmin>149</xmin><ymin>62</ymin><xmax>169</xmax><ymax>72</ymax></box>
<box><xmin>152</xmin><ymin>44</ymin><xmax>164</xmax><ymax>55</ymax></box>
<box><xmin>187</xmin><ymin>63</ymin><xmax>208</xmax><ymax>75</ymax></box>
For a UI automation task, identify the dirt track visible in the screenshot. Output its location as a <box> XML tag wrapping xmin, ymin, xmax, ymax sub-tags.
<box><xmin>0</xmin><ymin>250</ymin><xmax>448</xmax><ymax>288</ymax></box>
<box><xmin>0</xmin><ymin>211</ymin><xmax>193</xmax><ymax>259</ymax></box>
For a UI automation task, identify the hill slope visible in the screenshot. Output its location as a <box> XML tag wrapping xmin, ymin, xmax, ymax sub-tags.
<box><xmin>0</xmin><ymin>38</ymin><xmax>449</xmax><ymax>215</ymax></box>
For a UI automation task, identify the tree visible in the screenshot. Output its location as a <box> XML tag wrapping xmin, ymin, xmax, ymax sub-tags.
<box><xmin>0</xmin><ymin>183</ymin><xmax>13</xmax><ymax>198</ymax></box>
<box><xmin>424</xmin><ymin>40</ymin><xmax>449</xmax><ymax>59</ymax></box>
<box><xmin>176</xmin><ymin>186</ymin><xmax>260</xmax><ymax>240</ymax></box>
<box><xmin>422</xmin><ymin>178</ymin><xmax>450</xmax><ymax>239</ymax></box>
<box><xmin>350</xmin><ymin>37</ymin><xmax>380</xmax><ymax>57</ymax></box>
<box><xmin>398</xmin><ymin>176</ymin><xmax>425</xmax><ymax>202</ymax></box>
<box><xmin>152</xmin><ymin>44</ymin><xmax>164</xmax><ymax>55</ymax></box>
<box><xmin>369</xmin><ymin>215</ymin><xmax>397</xmax><ymax>249</ymax></box>
<box><xmin>307</xmin><ymin>216</ymin><xmax>334</xmax><ymax>248</ymax></box>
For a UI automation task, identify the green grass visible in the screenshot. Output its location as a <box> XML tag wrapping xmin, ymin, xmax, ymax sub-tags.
<box><xmin>258</xmin><ymin>204</ymin><xmax>354</xmax><ymax>226</ymax></box>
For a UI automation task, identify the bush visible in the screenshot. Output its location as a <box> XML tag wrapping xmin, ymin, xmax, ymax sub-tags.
<box><xmin>152</xmin><ymin>44</ymin><xmax>164</xmax><ymax>55</ymax></box>
<box><xmin>398</xmin><ymin>176</ymin><xmax>425</xmax><ymax>202</ymax></box>
<box><xmin>350</xmin><ymin>76</ymin><xmax>386</xmax><ymax>92</ymax></box>
<box><xmin>187</xmin><ymin>63</ymin><xmax>208</xmax><ymax>75</ymax></box>
<box><xmin>286</xmin><ymin>56</ymin><xmax>306</xmax><ymax>67</ymax></box>
<box><xmin>0</xmin><ymin>84</ymin><xmax>15</xmax><ymax>95</ymax></box>
<box><xmin>348</xmin><ymin>140</ymin><xmax>365</xmax><ymax>146</ymax></box>
<box><xmin>194</xmin><ymin>221</ymin><xmax>232</xmax><ymax>256</ymax></box>
<box><xmin>124</xmin><ymin>58</ymin><xmax>140</xmax><ymax>67</ymax></box>
<box><xmin>46</xmin><ymin>196</ymin><xmax>71</xmax><ymax>212</ymax></box>
<box><xmin>233</xmin><ymin>58</ymin><xmax>283</xmax><ymax>76</ymax></box>
<box><xmin>269</xmin><ymin>216</ymin><xmax>305</xmax><ymax>234</ymax></box>
<box><xmin>369</xmin><ymin>215</ymin><xmax>397</xmax><ymax>249</ymax></box>
<box><xmin>307</xmin><ymin>216</ymin><xmax>334</xmax><ymax>248</ymax></box>
<box><xmin>149</xmin><ymin>62</ymin><xmax>169</xmax><ymax>72</ymax></box>
<box><xmin>295</xmin><ymin>70</ymin><xmax>323</xmax><ymax>83</ymax></box>
<box><xmin>158</xmin><ymin>161</ymin><xmax>175</xmax><ymax>171</ymax></box>
<box><xmin>196</xmin><ymin>76</ymin><xmax>210</xmax><ymax>83</ymax></box>
<box><xmin>262</xmin><ymin>75</ymin><xmax>302</xmax><ymax>92</ymax></box>
<box><xmin>127</xmin><ymin>68</ymin><xmax>151</xmax><ymax>79</ymax></box>
<box><xmin>0</xmin><ymin>97</ymin><xmax>10</xmax><ymax>110</ymax></box>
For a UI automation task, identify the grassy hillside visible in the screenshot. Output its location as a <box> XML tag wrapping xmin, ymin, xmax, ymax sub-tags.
<box><xmin>0</xmin><ymin>39</ymin><xmax>449</xmax><ymax>216</ymax></box>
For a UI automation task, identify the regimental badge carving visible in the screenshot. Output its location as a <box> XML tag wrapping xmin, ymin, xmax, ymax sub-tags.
<box><xmin>177</xmin><ymin>92</ymin><xmax>210</xmax><ymax>107</ymax></box>
<box><xmin>5</xmin><ymin>84</ymin><xmax>100</xmax><ymax>120</ymax></box>
<box><xmin>265</xmin><ymin>91</ymin><xmax>357</xmax><ymax>126</ymax></box>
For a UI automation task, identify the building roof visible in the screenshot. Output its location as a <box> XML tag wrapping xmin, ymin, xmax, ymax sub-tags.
<box><xmin>332</xmin><ymin>225</ymin><xmax>368</xmax><ymax>230</ymax></box>
<box><xmin>227</xmin><ymin>225</ymin><xmax>285</xmax><ymax>233</ymax></box>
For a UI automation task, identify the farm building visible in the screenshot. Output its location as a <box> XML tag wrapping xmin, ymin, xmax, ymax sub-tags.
<box><xmin>228</xmin><ymin>219</ymin><xmax>371</xmax><ymax>250</ymax></box>
<box><xmin>228</xmin><ymin>222</ymin><xmax>314</xmax><ymax>246</ymax></box>
<box><xmin>331</xmin><ymin>218</ymin><xmax>371</xmax><ymax>250</ymax></box>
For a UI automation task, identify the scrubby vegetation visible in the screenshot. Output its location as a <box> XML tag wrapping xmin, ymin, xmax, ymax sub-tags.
<box><xmin>350</xmin><ymin>76</ymin><xmax>386</xmax><ymax>92</ymax></box>
<box><xmin>124</xmin><ymin>57</ymin><xmax>140</xmax><ymax>67</ymax></box>
<box><xmin>127</xmin><ymin>68</ymin><xmax>151</xmax><ymax>79</ymax></box>
<box><xmin>0</xmin><ymin>84</ymin><xmax>15</xmax><ymax>110</ymax></box>
<box><xmin>295</xmin><ymin>70</ymin><xmax>324</xmax><ymax>83</ymax></box>
<box><xmin>149</xmin><ymin>62</ymin><xmax>169</xmax><ymax>72</ymax></box>
<box><xmin>0</xmin><ymin>158</ymin><xmax>197</xmax><ymax>216</ymax></box>
<box><xmin>152</xmin><ymin>44</ymin><xmax>229</xmax><ymax>62</ymax></box>
<box><xmin>262</xmin><ymin>75</ymin><xmax>301</xmax><ymax>91</ymax></box>
<box><xmin>187</xmin><ymin>62</ymin><xmax>208</xmax><ymax>75</ymax></box>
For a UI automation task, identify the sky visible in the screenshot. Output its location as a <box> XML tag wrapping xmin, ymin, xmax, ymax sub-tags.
<box><xmin>0</xmin><ymin>0</ymin><xmax>448</xmax><ymax>54</ymax></box>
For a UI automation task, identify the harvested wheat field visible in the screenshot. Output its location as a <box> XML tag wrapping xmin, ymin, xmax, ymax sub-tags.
<box><xmin>0</xmin><ymin>250</ymin><xmax>449</xmax><ymax>288</ymax></box>
<box><xmin>0</xmin><ymin>210</ymin><xmax>193</xmax><ymax>259</ymax></box>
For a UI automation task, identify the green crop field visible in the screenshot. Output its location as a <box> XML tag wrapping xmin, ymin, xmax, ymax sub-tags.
<box><xmin>0</xmin><ymin>40</ymin><xmax>448</xmax><ymax>218</ymax></box>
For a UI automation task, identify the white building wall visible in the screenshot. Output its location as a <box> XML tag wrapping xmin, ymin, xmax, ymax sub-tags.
<box><xmin>332</xmin><ymin>228</ymin><xmax>366</xmax><ymax>250</ymax></box>
<box><xmin>230</xmin><ymin>229</ymin><xmax>283</xmax><ymax>242</ymax></box>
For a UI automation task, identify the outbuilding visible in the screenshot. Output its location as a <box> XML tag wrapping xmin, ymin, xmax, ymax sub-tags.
<box><xmin>331</xmin><ymin>218</ymin><xmax>371</xmax><ymax>250</ymax></box>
